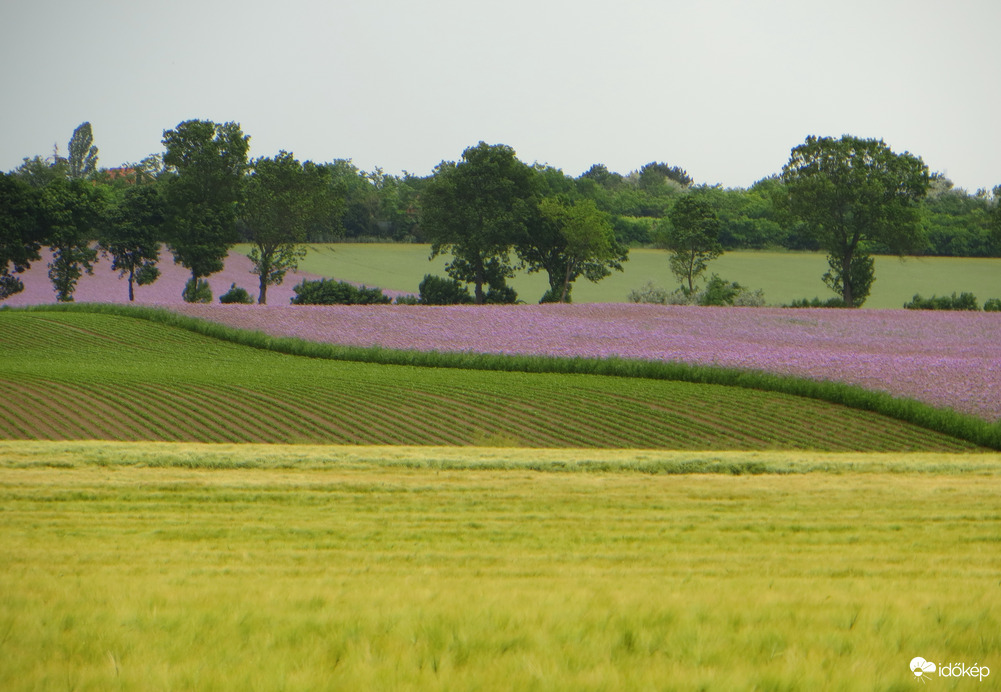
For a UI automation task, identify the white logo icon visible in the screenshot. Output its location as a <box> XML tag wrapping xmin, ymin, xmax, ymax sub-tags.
<box><xmin>911</xmin><ymin>657</ymin><xmax>936</xmax><ymax>682</ymax></box>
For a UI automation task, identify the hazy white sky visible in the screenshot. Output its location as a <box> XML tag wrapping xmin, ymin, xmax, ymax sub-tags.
<box><xmin>2</xmin><ymin>0</ymin><xmax>998</xmax><ymax>190</ymax></box>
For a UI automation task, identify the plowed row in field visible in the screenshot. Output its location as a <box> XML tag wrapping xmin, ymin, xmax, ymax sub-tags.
<box><xmin>0</xmin><ymin>311</ymin><xmax>982</xmax><ymax>451</ymax></box>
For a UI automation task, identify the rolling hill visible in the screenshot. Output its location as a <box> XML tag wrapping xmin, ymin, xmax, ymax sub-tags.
<box><xmin>0</xmin><ymin>308</ymin><xmax>988</xmax><ymax>452</ymax></box>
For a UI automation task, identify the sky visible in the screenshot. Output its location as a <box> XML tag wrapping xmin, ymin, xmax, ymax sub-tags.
<box><xmin>2</xmin><ymin>0</ymin><xmax>999</xmax><ymax>191</ymax></box>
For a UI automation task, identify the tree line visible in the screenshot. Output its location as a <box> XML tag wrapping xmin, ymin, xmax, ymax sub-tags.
<box><xmin>2</xmin><ymin>120</ymin><xmax>1000</xmax><ymax>307</ymax></box>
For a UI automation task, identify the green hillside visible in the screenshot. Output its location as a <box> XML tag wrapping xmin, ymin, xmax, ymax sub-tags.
<box><xmin>0</xmin><ymin>309</ymin><xmax>986</xmax><ymax>451</ymax></box>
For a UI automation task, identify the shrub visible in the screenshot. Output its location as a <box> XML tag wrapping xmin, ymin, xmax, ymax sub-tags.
<box><xmin>732</xmin><ymin>287</ymin><xmax>767</xmax><ymax>307</ymax></box>
<box><xmin>291</xmin><ymin>279</ymin><xmax>391</xmax><ymax>305</ymax></box>
<box><xmin>539</xmin><ymin>287</ymin><xmax>562</xmax><ymax>304</ymax></box>
<box><xmin>903</xmin><ymin>292</ymin><xmax>979</xmax><ymax>311</ymax></box>
<box><xmin>786</xmin><ymin>297</ymin><xmax>848</xmax><ymax>308</ymax></box>
<box><xmin>627</xmin><ymin>281</ymin><xmax>670</xmax><ymax>305</ymax></box>
<box><xmin>984</xmin><ymin>298</ymin><xmax>1001</xmax><ymax>312</ymax></box>
<box><xmin>394</xmin><ymin>294</ymin><xmax>419</xmax><ymax>305</ymax></box>
<box><xmin>627</xmin><ymin>278</ymin><xmax>765</xmax><ymax>307</ymax></box>
<box><xmin>698</xmin><ymin>275</ymin><xmax>742</xmax><ymax>306</ymax></box>
<box><xmin>418</xmin><ymin>275</ymin><xmax>473</xmax><ymax>305</ymax></box>
<box><xmin>182</xmin><ymin>278</ymin><xmax>212</xmax><ymax>303</ymax></box>
<box><xmin>694</xmin><ymin>275</ymin><xmax>766</xmax><ymax>307</ymax></box>
<box><xmin>484</xmin><ymin>284</ymin><xmax>519</xmax><ymax>304</ymax></box>
<box><xmin>219</xmin><ymin>283</ymin><xmax>254</xmax><ymax>304</ymax></box>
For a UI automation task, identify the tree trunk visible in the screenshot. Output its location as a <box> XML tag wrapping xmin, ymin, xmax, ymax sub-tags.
<box><xmin>473</xmin><ymin>259</ymin><xmax>485</xmax><ymax>304</ymax></box>
<box><xmin>841</xmin><ymin>252</ymin><xmax>853</xmax><ymax>307</ymax></box>
<box><xmin>258</xmin><ymin>272</ymin><xmax>268</xmax><ymax>305</ymax></box>
<box><xmin>128</xmin><ymin>268</ymin><xmax>135</xmax><ymax>302</ymax></box>
<box><xmin>560</xmin><ymin>263</ymin><xmax>573</xmax><ymax>303</ymax></box>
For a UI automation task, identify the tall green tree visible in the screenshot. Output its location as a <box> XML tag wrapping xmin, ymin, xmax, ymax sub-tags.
<box><xmin>520</xmin><ymin>196</ymin><xmax>626</xmax><ymax>303</ymax></box>
<box><xmin>781</xmin><ymin>135</ymin><xmax>929</xmax><ymax>306</ymax></box>
<box><xmin>0</xmin><ymin>172</ymin><xmax>42</xmax><ymax>300</ymax></box>
<box><xmin>419</xmin><ymin>142</ymin><xmax>534</xmax><ymax>303</ymax></box>
<box><xmin>40</xmin><ymin>178</ymin><xmax>106</xmax><ymax>301</ymax></box>
<box><xmin>920</xmin><ymin>176</ymin><xmax>996</xmax><ymax>257</ymax></box>
<box><xmin>67</xmin><ymin>122</ymin><xmax>99</xmax><ymax>180</ymax></box>
<box><xmin>638</xmin><ymin>161</ymin><xmax>693</xmax><ymax>190</ymax></box>
<box><xmin>100</xmin><ymin>185</ymin><xmax>164</xmax><ymax>301</ymax></box>
<box><xmin>15</xmin><ymin>155</ymin><xmax>68</xmax><ymax>188</ymax></box>
<box><xmin>658</xmin><ymin>195</ymin><xmax>723</xmax><ymax>294</ymax></box>
<box><xmin>241</xmin><ymin>151</ymin><xmax>336</xmax><ymax>304</ymax></box>
<box><xmin>991</xmin><ymin>185</ymin><xmax>1001</xmax><ymax>254</ymax></box>
<box><xmin>162</xmin><ymin>120</ymin><xmax>249</xmax><ymax>299</ymax></box>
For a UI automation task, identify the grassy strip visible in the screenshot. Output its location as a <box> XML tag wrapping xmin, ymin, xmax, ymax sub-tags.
<box><xmin>3</xmin><ymin>441</ymin><xmax>1000</xmax><ymax>476</ymax></box>
<box><xmin>10</xmin><ymin>302</ymin><xmax>1001</xmax><ymax>450</ymax></box>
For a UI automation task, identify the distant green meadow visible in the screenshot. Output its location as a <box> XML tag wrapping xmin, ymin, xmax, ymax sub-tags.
<box><xmin>277</xmin><ymin>243</ymin><xmax>1001</xmax><ymax>308</ymax></box>
<box><xmin>1</xmin><ymin>445</ymin><xmax>999</xmax><ymax>691</ymax></box>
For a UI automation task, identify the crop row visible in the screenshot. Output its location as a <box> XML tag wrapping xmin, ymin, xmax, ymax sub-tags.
<box><xmin>0</xmin><ymin>373</ymin><xmax>980</xmax><ymax>452</ymax></box>
<box><xmin>1</xmin><ymin>311</ymin><xmax>987</xmax><ymax>451</ymax></box>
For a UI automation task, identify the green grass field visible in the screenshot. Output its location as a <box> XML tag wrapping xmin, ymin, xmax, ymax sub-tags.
<box><xmin>278</xmin><ymin>243</ymin><xmax>1001</xmax><ymax>309</ymax></box>
<box><xmin>1</xmin><ymin>443</ymin><xmax>999</xmax><ymax>691</ymax></box>
<box><xmin>1</xmin><ymin>308</ymin><xmax>991</xmax><ymax>451</ymax></box>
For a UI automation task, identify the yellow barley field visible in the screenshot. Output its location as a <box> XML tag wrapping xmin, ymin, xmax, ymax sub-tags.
<box><xmin>1</xmin><ymin>443</ymin><xmax>999</xmax><ymax>691</ymax></box>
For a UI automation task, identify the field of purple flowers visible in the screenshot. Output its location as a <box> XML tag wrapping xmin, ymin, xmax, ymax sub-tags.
<box><xmin>170</xmin><ymin>302</ymin><xmax>1001</xmax><ymax>421</ymax></box>
<box><xmin>8</xmin><ymin>249</ymin><xmax>1000</xmax><ymax>421</ymax></box>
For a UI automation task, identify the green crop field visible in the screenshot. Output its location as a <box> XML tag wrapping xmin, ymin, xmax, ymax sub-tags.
<box><xmin>0</xmin><ymin>309</ymin><xmax>989</xmax><ymax>452</ymax></box>
<box><xmin>277</xmin><ymin>243</ymin><xmax>1001</xmax><ymax>309</ymax></box>
<box><xmin>1</xmin><ymin>444</ymin><xmax>999</xmax><ymax>691</ymax></box>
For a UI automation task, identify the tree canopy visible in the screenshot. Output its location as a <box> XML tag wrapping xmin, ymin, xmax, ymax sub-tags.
<box><xmin>241</xmin><ymin>151</ymin><xmax>337</xmax><ymax>304</ymax></box>
<box><xmin>0</xmin><ymin>172</ymin><xmax>42</xmax><ymax>300</ymax></box>
<box><xmin>67</xmin><ymin>122</ymin><xmax>99</xmax><ymax>180</ymax></box>
<box><xmin>781</xmin><ymin>135</ymin><xmax>930</xmax><ymax>306</ymax></box>
<box><xmin>658</xmin><ymin>194</ymin><xmax>723</xmax><ymax>294</ymax></box>
<box><xmin>521</xmin><ymin>196</ymin><xmax>626</xmax><ymax>303</ymax></box>
<box><xmin>419</xmin><ymin>142</ymin><xmax>535</xmax><ymax>303</ymax></box>
<box><xmin>162</xmin><ymin>119</ymin><xmax>249</xmax><ymax>297</ymax></box>
<box><xmin>39</xmin><ymin>177</ymin><xmax>105</xmax><ymax>301</ymax></box>
<box><xmin>2</xmin><ymin>121</ymin><xmax>998</xmax><ymax>307</ymax></box>
<box><xmin>100</xmin><ymin>184</ymin><xmax>164</xmax><ymax>301</ymax></box>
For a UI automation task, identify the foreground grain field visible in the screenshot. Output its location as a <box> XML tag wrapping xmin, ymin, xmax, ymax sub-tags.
<box><xmin>1</xmin><ymin>443</ymin><xmax>998</xmax><ymax>691</ymax></box>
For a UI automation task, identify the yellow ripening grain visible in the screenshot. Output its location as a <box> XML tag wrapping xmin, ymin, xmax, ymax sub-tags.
<box><xmin>1</xmin><ymin>442</ymin><xmax>999</xmax><ymax>691</ymax></box>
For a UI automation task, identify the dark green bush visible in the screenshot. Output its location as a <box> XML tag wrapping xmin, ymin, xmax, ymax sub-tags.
<box><xmin>786</xmin><ymin>297</ymin><xmax>848</xmax><ymax>308</ymax></box>
<box><xmin>485</xmin><ymin>284</ymin><xmax>519</xmax><ymax>304</ymax></box>
<box><xmin>699</xmin><ymin>275</ymin><xmax>742</xmax><ymax>306</ymax></box>
<box><xmin>291</xmin><ymin>279</ymin><xmax>391</xmax><ymax>305</ymax></box>
<box><xmin>219</xmin><ymin>284</ymin><xmax>254</xmax><ymax>304</ymax></box>
<box><xmin>903</xmin><ymin>293</ymin><xmax>979</xmax><ymax>311</ymax></box>
<box><xmin>983</xmin><ymin>298</ymin><xmax>1001</xmax><ymax>312</ymax></box>
<box><xmin>418</xmin><ymin>275</ymin><xmax>473</xmax><ymax>305</ymax></box>
<box><xmin>182</xmin><ymin>278</ymin><xmax>212</xmax><ymax>304</ymax></box>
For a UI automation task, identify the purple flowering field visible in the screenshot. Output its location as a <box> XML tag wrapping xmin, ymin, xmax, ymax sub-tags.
<box><xmin>8</xmin><ymin>249</ymin><xmax>1001</xmax><ymax>421</ymax></box>
<box><xmin>3</xmin><ymin>248</ymin><xmax>356</xmax><ymax>307</ymax></box>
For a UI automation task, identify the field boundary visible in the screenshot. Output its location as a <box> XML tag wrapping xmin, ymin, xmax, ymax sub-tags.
<box><xmin>7</xmin><ymin>302</ymin><xmax>1001</xmax><ymax>450</ymax></box>
<box><xmin>2</xmin><ymin>441</ymin><xmax>1000</xmax><ymax>475</ymax></box>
